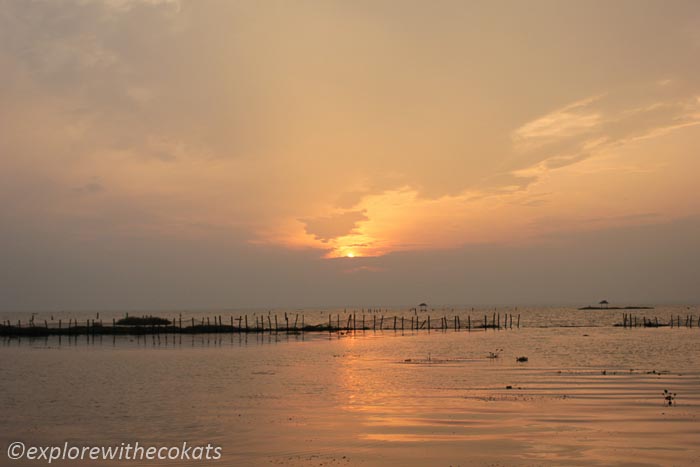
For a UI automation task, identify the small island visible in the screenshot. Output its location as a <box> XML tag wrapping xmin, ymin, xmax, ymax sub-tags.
<box><xmin>579</xmin><ymin>300</ymin><xmax>654</xmax><ymax>310</ymax></box>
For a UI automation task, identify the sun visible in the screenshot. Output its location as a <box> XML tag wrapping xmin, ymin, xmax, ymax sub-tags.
<box><xmin>346</xmin><ymin>252</ymin><xmax>355</xmax><ymax>258</ymax></box>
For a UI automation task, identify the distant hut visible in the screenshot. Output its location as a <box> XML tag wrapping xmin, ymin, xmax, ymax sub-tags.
<box><xmin>419</xmin><ymin>303</ymin><xmax>428</xmax><ymax>313</ymax></box>
<box><xmin>599</xmin><ymin>300</ymin><xmax>609</xmax><ymax>309</ymax></box>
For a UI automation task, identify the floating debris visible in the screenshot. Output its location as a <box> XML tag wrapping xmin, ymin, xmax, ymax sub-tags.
<box><xmin>663</xmin><ymin>389</ymin><xmax>677</xmax><ymax>406</ymax></box>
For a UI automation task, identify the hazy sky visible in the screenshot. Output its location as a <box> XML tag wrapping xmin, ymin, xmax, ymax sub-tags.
<box><xmin>1</xmin><ymin>0</ymin><xmax>699</xmax><ymax>311</ymax></box>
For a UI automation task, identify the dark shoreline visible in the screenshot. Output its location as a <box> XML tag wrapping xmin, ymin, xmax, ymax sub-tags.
<box><xmin>0</xmin><ymin>319</ymin><xmax>507</xmax><ymax>337</ymax></box>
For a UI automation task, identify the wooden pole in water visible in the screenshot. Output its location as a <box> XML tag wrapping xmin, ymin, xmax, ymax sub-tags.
<box><xmin>380</xmin><ymin>315</ymin><xmax>384</xmax><ymax>330</ymax></box>
<box><xmin>517</xmin><ymin>314</ymin><xmax>520</xmax><ymax>328</ymax></box>
<box><xmin>468</xmin><ymin>315</ymin><xmax>471</xmax><ymax>331</ymax></box>
<box><xmin>428</xmin><ymin>315</ymin><xmax>431</xmax><ymax>331</ymax></box>
<box><xmin>394</xmin><ymin>316</ymin><xmax>397</xmax><ymax>331</ymax></box>
<box><xmin>328</xmin><ymin>314</ymin><xmax>332</xmax><ymax>331</ymax></box>
<box><xmin>373</xmin><ymin>315</ymin><xmax>376</xmax><ymax>331</ymax></box>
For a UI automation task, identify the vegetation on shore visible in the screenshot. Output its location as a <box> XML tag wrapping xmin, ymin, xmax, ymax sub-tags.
<box><xmin>116</xmin><ymin>316</ymin><xmax>171</xmax><ymax>326</ymax></box>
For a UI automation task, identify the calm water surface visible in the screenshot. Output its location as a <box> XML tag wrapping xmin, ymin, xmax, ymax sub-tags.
<box><xmin>1</xmin><ymin>307</ymin><xmax>699</xmax><ymax>466</ymax></box>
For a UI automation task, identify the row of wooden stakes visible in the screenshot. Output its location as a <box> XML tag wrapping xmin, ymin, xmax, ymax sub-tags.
<box><xmin>0</xmin><ymin>312</ymin><xmax>521</xmax><ymax>336</ymax></box>
<box><xmin>620</xmin><ymin>313</ymin><xmax>699</xmax><ymax>328</ymax></box>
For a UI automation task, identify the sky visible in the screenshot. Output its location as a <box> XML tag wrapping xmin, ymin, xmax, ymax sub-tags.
<box><xmin>1</xmin><ymin>0</ymin><xmax>699</xmax><ymax>311</ymax></box>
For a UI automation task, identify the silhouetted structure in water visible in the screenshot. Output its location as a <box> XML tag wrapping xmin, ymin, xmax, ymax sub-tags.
<box><xmin>0</xmin><ymin>311</ymin><xmax>523</xmax><ymax>337</ymax></box>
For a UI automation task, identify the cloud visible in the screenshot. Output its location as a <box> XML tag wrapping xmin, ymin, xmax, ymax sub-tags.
<box><xmin>334</xmin><ymin>190</ymin><xmax>370</xmax><ymax>209</ymax></box>
<box><xmin>530</xmin><ymin>212</ymin><xmax>662</xmax><ymax>238</ymax></box>
<box><xmin>513</xmin><ymin>96</ymin><xmax>604</xmax><ymax>145</ymax></box>
<box><xmin>0</xmin><ymin>1</ymin><xmax>700</xmax><ymax>310</ymax></box>
<box><xmin>74</xmin><ymin>179</ymin><xmax>105</xmax><ymax>195</ymax></box>
<box><xmin>301</xmin><ymin>210</ymin><xmax>368</xmax><ymax>243</ymax></box>
<box><xmin>95</xmin><ymin>0</ymin><xmax>181</xmax><ymax>12</ymax></box>
<box><xmin>1</xmin><ymin>0</ymin><xmax>699</xmax><ymax>269</ymax></box>
<box><xmin>509</xmin><ymin>85</ymin><xmax>700</xmax><ymax>180</ymax></box>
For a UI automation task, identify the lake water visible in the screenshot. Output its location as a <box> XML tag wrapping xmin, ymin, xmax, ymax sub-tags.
<box><xmin>1</xmin><ymin>304</ymin><xmax>696</xmax><ymax>330</ymax></box>
<box><xmin>1</xmin><ymin>306</ymin><xmax>699</xmax><ymax>466</ymax></box>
